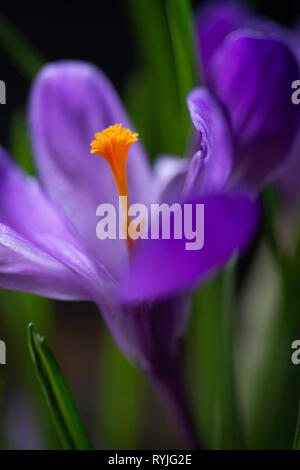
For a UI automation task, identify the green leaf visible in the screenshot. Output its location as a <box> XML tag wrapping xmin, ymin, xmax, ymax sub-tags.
<box><xmin>28</xmin><ymin>323</ymin><xmax>92</xmax><ymax>450</ymax></box>
<box><xmin>97</xmin><ymin>327</ymin><xmax>144</xmax><ymax>449</ymax></box>
<box><xmin>0</xmin><ymin>372</ymin><xmax>5</xmax><ymax>408</ymax></box>
<box><xmin>262</xmin><ymin>188</ymin><xmax>281</xmax><ymax>264</ymax></box>
<box><xmin>187</xmin><ymin>277</ymin><xmax>224</xmax><ymax>448</ymax></box>
<box><xmin>9</xmin><ymin>109</ymin><xmax>35</xmax><ymax>174</ymax></box>
<box><xmin>165</xmin><ymin>0</ymin><xmax>196</xmax><ymax>141</ymax></box>
<box><xmin>126</xmin><ymin>0</ymin><xmax>185</xmax><ymax>157</ymax></box>
<box><xmin>0</xmin><ymin>13</ymin><xmax>44</xmax><ymax>80</ymax></box>
<box><xmin>0</xmin><ymin>373</ymin><xmax>7</xmax><ymax>448</ymax></box>
<box><xmin>187</xmin><ymin>264</ymin><xmax>242</xmax><ymax>449</ymax></box>
<box><xmin>219</xmin><ymin>263</ymin><xmax>243</xmax><ymax>449</ymax></box>
<box><xmin>125</xmin><ymin>72</ymin><xmax>156</xmax><ymax>159</ymax></box>
<box><xmin>293</xmin><ymin>399</ymin><xmax>300</xmax><ymax>449</ymax></box>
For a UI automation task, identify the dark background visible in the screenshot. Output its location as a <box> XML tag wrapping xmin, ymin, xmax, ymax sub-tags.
<box><xmin>0</xmin><ymin>0</ymin><xmax>299</xmax><ymax>146</ymax></box>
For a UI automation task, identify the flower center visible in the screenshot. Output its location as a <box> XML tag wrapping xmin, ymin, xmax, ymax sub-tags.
<box><xmin>90</xmin><ymin>123</ymin><xmax>139</xmax><ymax>253</ymax></box>
<box><xmin>90</xmin><ymin>123</ymin><xmax>138</xmax><ymax>199</ymax></box>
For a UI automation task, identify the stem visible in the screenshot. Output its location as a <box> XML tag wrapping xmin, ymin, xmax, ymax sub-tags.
<box><xmin>219</xmin><ymin>265</ymin><xmax>243</xmax><ymax>449</ymax></box>
<box><xmin>150</xmin><ymin>358</ymin><xmax>202</xmax><ymax>450</ymax></box>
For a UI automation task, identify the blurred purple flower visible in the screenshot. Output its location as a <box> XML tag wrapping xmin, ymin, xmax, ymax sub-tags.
<box><xmin>194</xmin><ymin>0</ymin><xmax>300</xmax><ymax>192</ymax></box>
<box><xmin>276</xmin><ymin>23</ymin><xmax>300</xmax><ymax>209</ymax></box>
<box><xmin>195</xmin><ymin>0</ymin><xmax>251</xmax><ymax>77</ymax></box>
<box><xmin>0</xmin><ymin>61</ymin><xmax>259</xmax><ymax>446</ymax></box>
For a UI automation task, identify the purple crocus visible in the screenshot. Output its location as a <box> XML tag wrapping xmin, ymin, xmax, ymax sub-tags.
<box><xmin>275</xmin><ymin>25</ymin><xmax>300</xmax><ymax>210</ymax></box>
<box><xmin>194</xmin><ymin>0</ymin><xmax>300</xmax><ymax>192</ymax></box>
<box><xmin>0</xmin><ymin>61</ymin><xmax>259</xmax><ymax>447</ymax></box>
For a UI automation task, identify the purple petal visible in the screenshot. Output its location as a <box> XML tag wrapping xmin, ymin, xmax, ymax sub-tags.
<box><xmin>186</xmin><ymin>88</ymin><xmax>233</xmax><ymax>195</ymax></box>
<box><xmin>195</xmin><ymin>0</ymin><xmax>251</xmax><ymax>77</ymax></box>
<box><xmin>153</xmin><ymin>155</ymin><xmax>189</xmax><ymax>204</ymax></box>
<box><xmin>274</xmin><ymin>25</ymin><xmax>300</xmax><ymax>207</ymax></box>
<box><xmin>0</xmin><ymin>224</ymin><xmax>87</xmax><ymax>300</ymax></box>
<box><xmin>207</xmin><ymin>31</ymin><xmax>300</xmax><ymax>189</ymax></box>
<box><xmin>153</xmin><ymin>90</ymin><xmax>233</xmax><ymax>202</ymax></box>
<box><xmin>120</xmin><ymin>192</ymin><xmax>260</xmax><ymax>303</ymax></box>
<box><xmin>102</xmin><ymin>295</ymin><xmax>191</xmax><ymax>371</ymax></box>
<box><xmin>292</xmin><ymin>24</ymin><xmax>300</xmax><ymax>64</ymax></box>
<box><xmin>28</xmin><ymin>61</ymin><xmax>152</xmax><ymax>277</ymax></box>
<box><xmin>0</xmin><ymin>148</ymin><xmax>114</xmax><ymax>302</ymax></box>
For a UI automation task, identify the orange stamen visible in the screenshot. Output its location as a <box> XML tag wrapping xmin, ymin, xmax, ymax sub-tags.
<box><xmin>90</xmin><ymin>124</ymin><xmax>139</xmax><ymax>253</ymax></box>
<box><xmin>90</xmin><ymin>123</ymin><xmax>138</xmax><ymax>199</ymax></box>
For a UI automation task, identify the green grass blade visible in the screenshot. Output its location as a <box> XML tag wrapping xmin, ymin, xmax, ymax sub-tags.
<box><xmin>219</xmin><ymin>263</ymin><xmax>243</xmax><ymax>449</ymax></box>
<box><xmin>0</xmin><ymin>13</ymin><xmax>44</xmax><ymax>80</ymax></box>
<box><xmin>97</xmin><ymin>327</ymin><xmax>143</xmax><ymax>449</ymax></box>
<box><xmin>187</xmin><ymin>265</ymin><xmax>242</xmax><ymax>449</ymax></box>
<box><xmin>0</xmin><ymin>373</ymin><xmax>6</xmax><ymax>448</ymax></box>
<box><xmin>187</xmin><ymin>278</ymin><xmax>224</xmax><ymax>448</ymax></box>
<box><xmin>126</xmin><ymin>0</ymin><xmax>184</xmax><ymax>157</ymax></box>
<box><xmin>28</xmin><ymin>323</ymin><xmax>92</xmax><ymax>450</ymax></box>
<box><xmin>293</xmin><ymin>400</ymin><xmax>300</xmax><ymax>450</ymax></box>
<box><xmin>165</xmin><ymin>0</ymin><xmax>196</xmax><ymax>140</ymax></box>
<box><xmin>9</xmin><ymin>109</ymin><xmax>35</xmax><ymax>174</ymax></box>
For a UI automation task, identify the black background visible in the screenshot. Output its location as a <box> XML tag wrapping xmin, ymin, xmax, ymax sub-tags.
<box><xmin>0</xmin><ymin>0</ymin><xmax>299</xmax><ymax>146</ymax></box>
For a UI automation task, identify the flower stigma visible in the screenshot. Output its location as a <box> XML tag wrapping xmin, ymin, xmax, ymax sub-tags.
<box><xmin>90</xmin><ymin>123</ymin><xmax>139</xmax><ymax>254</ymax></box>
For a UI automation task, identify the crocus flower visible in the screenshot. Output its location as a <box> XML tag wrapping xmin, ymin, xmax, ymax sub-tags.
<box><xmin>194</xmin><ymin>0</ymin><xmax>300</xmax><ymax>191</ymax></box>
<box><xmin>276</xmin><ymin>25</ymin><xmax>300</xmax><ymax>209</ymax></box>
<box><xmin>0</xmin><ymin>61</ymin><xmax>259</xmax><ymax>447</ymax></box>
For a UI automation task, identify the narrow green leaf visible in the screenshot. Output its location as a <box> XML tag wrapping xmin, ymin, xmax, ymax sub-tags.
<box><xmin>291</xmin><ymin>204</ymin><xmax>300</xmax><ymax>282</ymax></box>
<box><xmin>187</xmin><ymin>277</ymin><xmax>224</xmax><ymax>448</ymax></box>
<box><xmin>125</xmin><ymin>72</ymin><xmax>156</xmax><ymax>159</ymax></box>
<box><xmin>262</xmin><ymin>188</ymin><xmax>281</xmax><ymax>263</ymax></box>
<box><xmin>219</xmin><ymin>263</ymin><xmax>243</xmax><ymax>449</ymax></box>
<box><xmin>0</xmin><ymin>373</ymin><xmax>7</xmax><ymax>449</ymax></box>
<box><xmin>126</xmin><ymin>0</ymin><xmax>184</xmax><ymax>156</ymax></box>
<box><xmin>165</xmin><ymin>0</ymin><xmax>196</xmax><ymax>140</ymax></box>
<box><xmin>187</xmin><ymin>264</ymin><xmax>242</xmax><ymax>449</ymax></box>
<box><xmin>9</xmin><ymin>109</ymin><xmax>35</xmax><ymax>174</ymax></box>
<box><xmin>0</xmin><ymin>13</ymin><xmax>44</xmax><ymax>80</ymax></box>
<box><xmin>97</xmin><ymin>327</ymin><xmax>144</xmax><ymax>449</ymax></box>
<box><xmin>0</xmin><ymin>373</ymin><xmax>5</xmax><ymax>408</ymax></box>
<box><xmin>28</xmin><ymin>323</ymin><xmax>92</xmax><ymax>450</ymax></box>
<box><xmin>293</xmin><ymin>399</ymin><xmax>300</xmax><ymax>449</ymax></box>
